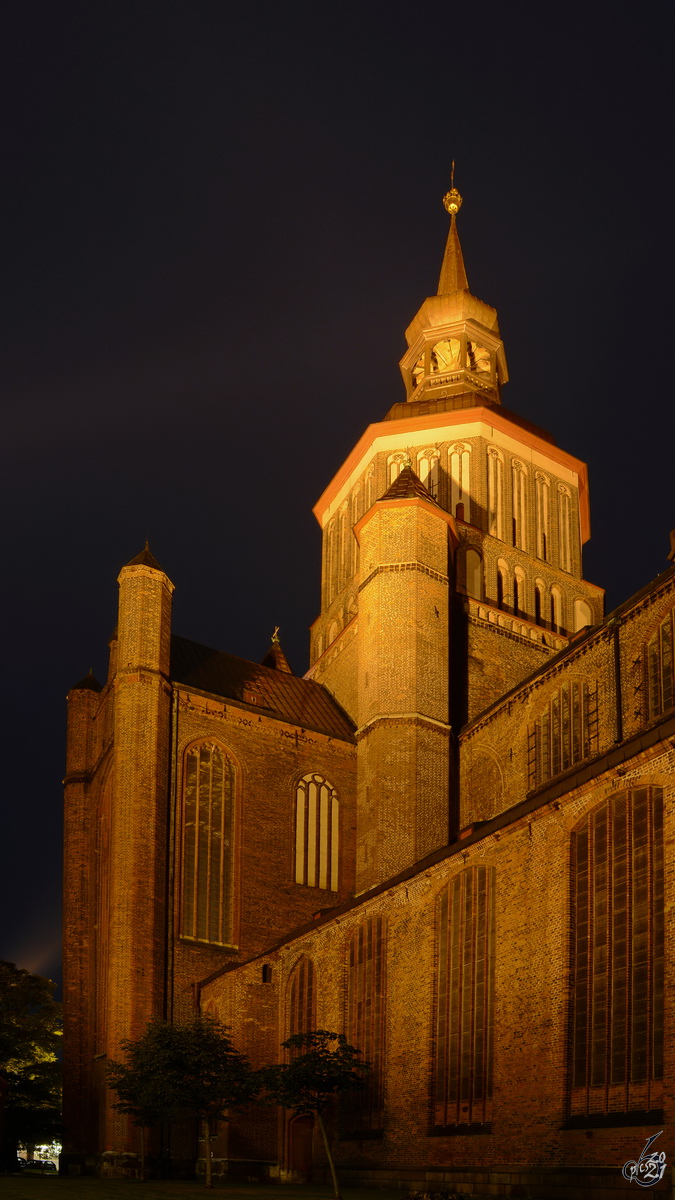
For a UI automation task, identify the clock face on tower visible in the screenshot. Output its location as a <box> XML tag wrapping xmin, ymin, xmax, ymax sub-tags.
<box><xmin>430</xmin><ymin>338</ymin><xmax>461</xmax><ymax>373</ymax></box>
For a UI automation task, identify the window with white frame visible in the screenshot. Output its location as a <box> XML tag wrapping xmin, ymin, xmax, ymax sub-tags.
<box><xmin>512</xmin><ymin>460</ymin><xmax>528</xmax><ymax>551</ymax></box>
<box><xmin>558</xmin><ymin>485</ymin><xmax>572</xmax><ymax>572</ymax></box>
<box><xmin>417</xmin><ymin>448</ymin><xmax>440</xmax><ymax>498</ymax></box>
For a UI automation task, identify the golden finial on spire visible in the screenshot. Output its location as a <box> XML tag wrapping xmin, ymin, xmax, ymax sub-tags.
<box><xmin>443</xmin><ymin>160</ymin><xmax>462</xmax><ymax>216</ymax></box>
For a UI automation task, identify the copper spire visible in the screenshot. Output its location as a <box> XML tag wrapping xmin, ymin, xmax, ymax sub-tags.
<box><xmin>437</xmin><ymin>165</ymin><xmax>468</xmax><ymax>295</ymax></box>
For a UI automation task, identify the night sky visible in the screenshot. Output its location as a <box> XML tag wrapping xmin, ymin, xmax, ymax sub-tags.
<box><xmin>1</xmin><ymin>1</ymin><xmax>673</xmax><ymax>991</ymax></box>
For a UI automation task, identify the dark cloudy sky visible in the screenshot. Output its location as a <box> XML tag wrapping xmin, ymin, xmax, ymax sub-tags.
<box><xmin>1</xmin><ymin>1</ymin><xmax>673</xmax><ymax>989</ymax></box>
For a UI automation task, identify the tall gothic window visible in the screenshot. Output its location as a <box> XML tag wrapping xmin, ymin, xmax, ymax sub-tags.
<box><xmin>181</xmin><ymin>742</ymin><xmax>235</xmax><ymax>945</ymax></box>
<box><xmin>511</xmin><ymin>460</ymin><xmax>528</xmax><ymax>551</ymax></box>
<box><xmin>569</xmin><ymin>790</ymin><xmax>664</xmax><ymax>1121</ymax></box>
<box><xmin>450</xmin><ymin>443</ymin><xmax>471</xmax><ymax>522</ymax></box>
<box><xmin>551</xmin><ymin>585</ymin><xmax>564</xmax><ymax>634</ymax></box>
<box><xmin>343</xmin><ymin>915</ymin><xmax>386</xmax><ymax>1135</ymax></box>
<box><xmin>527</xmin><ymin>681</ymin><xmax>599</xmax><ymax>789</ymax></box>
<box><xmin>417</xmin><ymin>448</ymin><xmax>440</xmax><ymax>499</ymax></box>
<box><xmin>434</xmin><ymin>866</ymin><xmax>495</xmax><ymax>1130</ymax></box>
<box><xmin>535</xmin><ymin>472</ymin><xmax>550</xmax><ymax>560</ymax></box>
<box><xmin>295</xmin><ymin>775</ymin><xmax>339</xmax><ymax>890</ymax></box>
<box><xmin>487</xmin><ymin>448</ymin><xmax>503</xmax><ymax>540</ymax></box>
<box><xmin>558</xmin><ymin>484</ymin><xmax>572</xmax><ymax>572</ymax></box>
<box><xmin>646</xmin><ymin>609</ymin><xmax>675</xmax><ymax>720</ymax></box>
<box><xmin>287</xmin><ymin>955</ymin><xmax>316</xmax><ymax>1041</ymax></box>
<box><xmin>387</xmin><ymin>453</ymin><xmax>407</xmax><ymax>486</ymax></box>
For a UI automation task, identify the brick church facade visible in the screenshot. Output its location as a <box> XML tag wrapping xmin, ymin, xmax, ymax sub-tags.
<box><xmin>63</xmin><ymin>187</ymin><xmax>673</xmax><ymax>1196</ymax></box>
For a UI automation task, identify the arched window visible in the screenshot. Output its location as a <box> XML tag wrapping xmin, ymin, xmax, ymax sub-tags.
<box><xmin>434</xmin><ymin>866</ymin><xmax>495</xmax><ymax>1130</ymax></box>
<box><xmin>181</xmin><ymin>742</ymin><xmax>235</xmax><ymax>945</ymax></box>
<box><xmin>324</xmin><ymin>519</ymin><xmax>337</xmax><ymax>606</ymax></box>
<box><xmin>387</xmin><ymin>453</ymin><xmax>407</xmax><ymax>486</ymax></box>
<box><xmin>465</xmin><ymin>548</ymin><xmax>482</xmax><ymax>600</ymax></box>
<box><xmin>338</xmin><ymin>502</ymin><xmax>349</xmax><ymax>588</ymax></box>
<box><xmin>534</xmin><ymin>580</ymin><xmax>545</xmax><ymax>627</ymax></box>
<box><xmin>573</xmin><ymin>598</ymin><xmax>593</xmax><ymax>632</ymax></box>
<box><xmin>365</xmin><ymin>464</ymin><xmax>375</xmax><ymax>513</ymax></box>
<box><xmin>287</xmin><ymin>955</ymin><xmax>316</xmax><ymax>1040</ymax></box>
<box><xmin>551</xmin><ymin>586</ymin><xmax>563</xmax><ymax>635</ymax></box>
<box><xmin>344</xmin><ymin>915</ymin><xmax>386</xmax><ymax>1135</ymax></box>
<box><xmin>511</xmin><ymin>460</ymin><xmax>528</xmax><ymax>551</ymax></box>
<box><xmin>295</xmin><ymin>775</ymin><xmax>339</xmax><ymax>891</ymax></box>
<box><xmin>535</xmin><ymin>472</ymin><xmax>550</xmax><ymax>561</ymax></box>
<box><xmin>417</xmin><ymin>448</ymin><xmax>440</xmax><ymax>499</ymax></box>
<box><xmin>496</xmin><ymin>559</ymin><xmax>508</xmax><ymax>612</ymax></box>
<box><xmin>487</xmin><ymin>448</ymin><xmax>503</xmax><ymax>540</ymax></box>
<box><xmin>558</xmin><ymin>485</ymin><xmax>572</xmax><ymax>572</ymax></box>
<box><xmin>450</xmin><ymin>443</ymin><xmax>471</xmax><ymax>522</ymax></box>
<box><xmin>513</xmin><ymin>567</ymin><xmax>525</xmax><ymax>618</ymax></box>
<box><xmin>569</xmin><ymin>790</ymin><xmax>664</xmax><ymax>1119</ymax></box>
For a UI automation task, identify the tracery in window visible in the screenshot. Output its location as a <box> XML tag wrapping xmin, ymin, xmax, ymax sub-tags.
<box><xmin>181</xmin><ymin>742</ymin><xmax>235</xmax><ymax>945</ymax></box>
<box><xmin>343</xmin><ymin>915</ymin><xmax>386</xmax><ymax>1134</ymax></box>
<box><xmin>417</xmin><ymin>448</ymin><xmax>440</xmax><ymax>499</ymax></box>
<box><xmin>487</xmin><ymin>448</ymin><xmax>503</xmax><ymax>540</ymax></box>
<box><xmin>434</xmin><ymin>866</ymin><xmax>495</xmax><ymax>1130</ymax></box>
<box><xmin>450</xmin><ymin>443</ymin><xmax>471</xmax><ymax>522</ymax></box>
<box><xmin>558</xmin><ymin>484</ymin><xmax>572</xmax><ymax>572</ymax></box>
<box><xmin>569</xmin><ymin>790</ymin><xmax>664</xmax><ymax>1119</ymax></box>
<box><xmin>646</xmin><ymin>608</ymin><xmax>675</xmax><ymax>720</ymax></box>
<box><xmin>527</xmin><ymin>681</ymin><xmax>599</xmax><ymax>789</ymax></box>
<box><xmin>535</xmin><ymin>472</ymin><xmax>550</xmax><ymax>561</ymax></box>
<box><xmin>295</xmin><ymin>774</ymin><xmax>338</xmax><ymax>891</ymax></box>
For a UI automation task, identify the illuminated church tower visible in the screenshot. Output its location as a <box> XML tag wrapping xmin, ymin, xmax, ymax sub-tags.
<box><xmin>308</xmin><ymin>182</ymin><xmax>603</xmax><ymax>891</ymax></box>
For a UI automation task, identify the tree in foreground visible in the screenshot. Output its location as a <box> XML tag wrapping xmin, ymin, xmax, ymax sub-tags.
<box><xmin>0</xmin><ymin>962</ymin><xmax>62</xmax><ymax>1173</ymax></box>
<box><xmin>259</xmin><ymin>1030</ymin><xmax>370</xmax><ymax>1200</ymax></box>
<box><xmin>107</xmin><ymin>1017</ymin><xmax>257</xmax><ymax>1188</ymax></box>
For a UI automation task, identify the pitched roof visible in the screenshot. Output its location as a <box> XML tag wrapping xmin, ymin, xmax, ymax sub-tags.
<box><xmin>170</xmin><ymin>634</ymin><xmax>355</xmax><ymax>741</ymax></box>
<box><xmin>379</xmin><ymin>464</ymin><xmax>438</xmax><ymax>504</ymax></box>
<box><xmin>124</xmin><ymin>540</ymin><xmax>164</xmax><ymax>571</ymax></box>
<box><xmin>70</xmin><ymin>670</ymin><xmax>103</xmax><ymax>693</ymax></box>
<box><xmin>260</xmin><ymin>638</ymin><xmax>293</xmax><ymax>674</ymax></box>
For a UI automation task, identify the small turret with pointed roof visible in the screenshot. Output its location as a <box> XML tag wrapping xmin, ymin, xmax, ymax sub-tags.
<box><xmin>399</xmin><ymin>171</ymin><xmax>508</xmax><ymax>408</ymax></box>
<box><xmin>379</xmin><ymin>461</ymin><xmax>440</xmax><ymax>505</ymax></box>
<box><xmin>261</xmin><ymin>627</ymin><xmax>294</xmax><ymax>674</ymax></box>
<box><xmin>125</xmin><ymin>540</ymin><xmax>163</xmax><ymax>571</ymax></box>
<box><xmin>70</xmin><ymin>667</ymin><xmax>103</xmax><ymax>693</ymax></box>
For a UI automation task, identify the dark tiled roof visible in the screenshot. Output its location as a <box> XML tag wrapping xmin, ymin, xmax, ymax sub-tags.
<box><xmin>170</xmin><ymin>634</ymin><xmax>355</xmax><ymax>742</ymax></box>
<box><xmin>379</xmin><ymin>464</ymin><xmax>438</xmax><ymax>504</ymax></box>
<box><xmin>70</xmin><ymin>670</ymin><xmax>103</xmax><ymax>693</ymax></box>
<box><xmin>260</xmin><ymin>640</ymin><xmax>293</xmax><ymax>673</ymax></box>
<box><xmin>125</xmin><ymin>541</ymin><xmax>164</xmax><ymax>571</ymax></box>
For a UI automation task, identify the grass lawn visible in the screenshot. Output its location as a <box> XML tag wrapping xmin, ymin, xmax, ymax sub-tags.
<box><xmin>0</xmin><ymin>1180</ymin><xmax>405</xmax><ymax>1200</ymax></box>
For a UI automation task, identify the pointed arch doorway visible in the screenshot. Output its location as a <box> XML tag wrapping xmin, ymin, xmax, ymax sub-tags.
<box><xmin>287</xmin><ymin>1113</ymin><xmax>314</xmax><ymax>1177</ymax></box>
